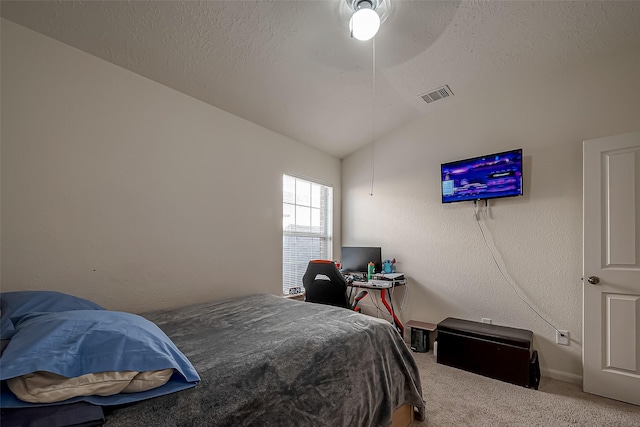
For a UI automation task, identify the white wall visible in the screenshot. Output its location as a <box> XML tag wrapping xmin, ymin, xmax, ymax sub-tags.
<box><xmin>1</xmin><ymin>19</ymin><xmax>341</xmax><ymax>313</ymax></box>
<box><xmin>342</xmin><ymin>47</ymin><xmax>640</xmax><ymax>383</ymax></box>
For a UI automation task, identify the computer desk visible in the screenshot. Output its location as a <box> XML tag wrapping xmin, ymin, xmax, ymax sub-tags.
<box><xmin>348</xmin><ymin>278</ymin><xmax>406</xmax><ymax>336</ymax></box>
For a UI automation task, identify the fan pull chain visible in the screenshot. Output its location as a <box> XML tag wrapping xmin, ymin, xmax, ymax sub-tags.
<box><xmin>370</xmin><ymin>38</ymin><xmax>376</xmax><ymax>196</ymax></box>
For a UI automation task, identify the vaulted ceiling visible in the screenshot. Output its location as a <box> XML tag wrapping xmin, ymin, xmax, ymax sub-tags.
<box><xmin>3</xmin><ymin>1</ymin><xmax>640</xmax><ymax>158</ymax></box>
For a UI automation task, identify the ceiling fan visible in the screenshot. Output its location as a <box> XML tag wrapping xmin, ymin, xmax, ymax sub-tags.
<box><xmin>344</xmin><ymin>0</ymin><xmax>392</xmax><ymax>41</ymax></box>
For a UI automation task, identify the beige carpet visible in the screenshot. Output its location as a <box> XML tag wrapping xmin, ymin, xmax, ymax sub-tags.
<box><xmin>408</xmin><ymin>352</ymin><xmax>640</xmax><ymax>426</ymax></box>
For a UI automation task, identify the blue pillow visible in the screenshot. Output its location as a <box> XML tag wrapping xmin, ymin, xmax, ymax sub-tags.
<box><xmin>0</xmin><ymin>310</ymin><xmax>200</xmax><ymax>408</ymax></box>
<box><xmin>0</xmin><ymin>291</ymin><xmax>105</xmax><ymax>340</ymax></box>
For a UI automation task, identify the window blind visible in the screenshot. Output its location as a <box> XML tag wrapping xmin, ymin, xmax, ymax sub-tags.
<box><xmin>282</xmin><ymin>175</ymin><xmax>333</xmax><ymax>295</ymax></box>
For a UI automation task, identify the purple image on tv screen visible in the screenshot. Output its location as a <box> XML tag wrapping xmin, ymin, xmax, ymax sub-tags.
<box><xmin>441</xmin><ymin>149</ymin><xmax>523</xmax><ymax>203</ymax></box>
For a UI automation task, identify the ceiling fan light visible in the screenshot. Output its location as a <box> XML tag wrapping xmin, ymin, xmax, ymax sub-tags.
<box><xmin>349</xmin><ymin>8</ymin><xmax>380</xmax><ymax>41</ymax></box>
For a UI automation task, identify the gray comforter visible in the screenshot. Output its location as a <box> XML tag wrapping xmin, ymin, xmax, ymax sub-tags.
<box><xmin>104</xmin><ymin>293</ymin><xmax>425</xmax><ymax>427</ymax></box>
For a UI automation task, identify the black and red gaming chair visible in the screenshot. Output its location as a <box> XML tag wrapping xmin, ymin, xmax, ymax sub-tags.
<box><xmin>302</xmin><ymin>260</ymin><xmax>368</xmax><ymax>312</ymax></box>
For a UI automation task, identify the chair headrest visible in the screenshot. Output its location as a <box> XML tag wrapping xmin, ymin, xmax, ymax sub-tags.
<box><xmin>303</xmin><ymin>260</ymin><xmax>345</xmax><ymax>286</ymax></box>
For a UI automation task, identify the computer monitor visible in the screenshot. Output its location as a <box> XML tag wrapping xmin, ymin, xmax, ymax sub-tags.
<box><xmin>340</xmin><ymin>246</ymin><xmax>382</xmax><ymax>274</ymax></box>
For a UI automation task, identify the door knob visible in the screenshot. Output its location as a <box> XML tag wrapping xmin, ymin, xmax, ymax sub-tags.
<box><xmin>587</xmin><ymin>276</ymin><xmax>600</xmax><ymax>285</ymax></box>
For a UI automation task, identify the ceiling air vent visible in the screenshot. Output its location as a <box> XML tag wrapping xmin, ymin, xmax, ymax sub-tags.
<box><xmin>420</xmin><ymin>85</ymin><xmax>453</xmax><ymax>104</ymax></box>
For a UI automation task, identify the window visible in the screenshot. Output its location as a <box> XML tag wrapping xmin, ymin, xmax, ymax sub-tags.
<box><xmin>283</xmin><ymin>175</ymin><xmax>333</xmax><ymax>295</ymax></box>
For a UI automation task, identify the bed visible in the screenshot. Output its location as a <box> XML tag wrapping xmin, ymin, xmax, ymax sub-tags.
<box><xmin>1</xmin><ymin>292</ymin><xmax>425</xmax><ymax>426</ymax></box>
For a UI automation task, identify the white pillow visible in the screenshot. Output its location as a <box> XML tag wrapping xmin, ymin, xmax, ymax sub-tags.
<box><xmin>7</xmin><ymin>369</ymin><xmax>174</xmax><ymax>403</ymax></box>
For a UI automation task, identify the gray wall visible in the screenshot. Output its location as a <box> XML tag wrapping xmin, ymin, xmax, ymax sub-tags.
<box><xmin>1</xmin><ymin>19</ymin><xmax>341</xmax><ymax>313</ymax></box>
<box><xmin>342</xmin><ymin>46</ymin><xmax>640</xmax><ymax>383</ymax></box>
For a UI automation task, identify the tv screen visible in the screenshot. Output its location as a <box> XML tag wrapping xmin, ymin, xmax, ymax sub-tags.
<box><xmin>340</xmin><ymin>246</ymin><xmax>382</xmax><ymax>274</ymax></box>
<box><xmin>441</xmin><ymin>149</ymin><xmax>523</xmax><ymax>203</ymax></box>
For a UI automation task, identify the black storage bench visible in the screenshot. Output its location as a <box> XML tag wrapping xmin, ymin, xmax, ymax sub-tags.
<box><xmin>436</xmin><ymin>317</ymin><xmax>540</xmax><ymax>389</ymax></box>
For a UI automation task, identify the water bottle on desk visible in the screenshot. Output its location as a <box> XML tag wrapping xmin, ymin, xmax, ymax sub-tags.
<box><xmin>367</xmin><ymin>262</ymin><xmax>375</xmax><ymax>281</ymax></box>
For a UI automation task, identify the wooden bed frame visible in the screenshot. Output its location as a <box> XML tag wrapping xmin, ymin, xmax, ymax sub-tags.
<box><xmin>391</xmin><ymin>404</ymin><xmax>414</xmax><ymax>427</ymax></box>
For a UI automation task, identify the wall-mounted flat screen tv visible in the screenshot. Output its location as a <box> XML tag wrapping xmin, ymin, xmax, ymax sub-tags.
<box><xmin>441</xmin><ymin>148</ymin><xmax>523</xmax><ymax>203</ymax></box>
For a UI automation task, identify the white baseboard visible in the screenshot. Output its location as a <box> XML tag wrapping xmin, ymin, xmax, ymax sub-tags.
<box><xmin>541</xmin><ymin>367</ymin><xmax>583</xmax><ymax>385</ymax></box>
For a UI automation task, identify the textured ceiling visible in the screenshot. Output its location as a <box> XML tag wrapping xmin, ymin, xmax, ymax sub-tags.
<box><xmin>3</xmin><ymin>1</ymin><xmax>640</xmax><ymax>158</ymax></box>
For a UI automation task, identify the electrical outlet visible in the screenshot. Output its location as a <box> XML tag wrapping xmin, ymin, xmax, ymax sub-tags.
<box><xmin>482</xmin><ymin>318</ymin><xmax>492</xmax><ymax>324</ymax></box>
<box><xmin>556</xmin><ymin>330</ymin><xmax>569</xmax><ymax>345</ymax></box>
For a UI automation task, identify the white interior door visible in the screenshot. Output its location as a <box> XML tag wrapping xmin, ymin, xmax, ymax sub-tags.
<box><xmin>583</xmin><ymin>130</ymin><xmax>640</xmax><ymax>406</ymax></box>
